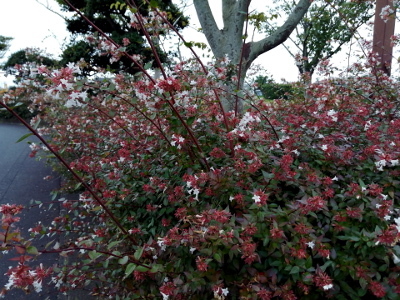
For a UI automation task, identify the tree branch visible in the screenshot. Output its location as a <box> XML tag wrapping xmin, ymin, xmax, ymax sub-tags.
<box><xmin>35</xmin><ymin>0</ymin><xmax>68</xmax><ymax>21</ymax></box>
<box><xmin>246</xmin><ymin>0</ymin><xmax>311</xmax><ymax>66</ymax></box>
<box><xmin>222</xmin><ymin>0</ymin><xmax>236</xmax><ymax>30</ymax></box>
<box><xmin>193</xmin><ymin>0</ymin><xmax>223</xmax><ymax>57</ymax></box>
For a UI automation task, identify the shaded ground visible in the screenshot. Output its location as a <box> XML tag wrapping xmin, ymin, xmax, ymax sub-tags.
<box><xmin>0</xmin><ymin>122</ymin><xmax>62</xmax><ymax>299</ymax></box>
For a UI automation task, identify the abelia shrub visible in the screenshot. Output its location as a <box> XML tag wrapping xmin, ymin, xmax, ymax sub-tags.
<box><xmin>1</xmin><ymin>4</ymin><xmax>400</xmax><ymax>300</ymax></box>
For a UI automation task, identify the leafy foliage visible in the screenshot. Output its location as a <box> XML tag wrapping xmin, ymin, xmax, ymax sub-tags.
<box><xmin>2</xmin><ymin>48</ymin><xmax>59</xmax><ymax>80</ymax></box>
<box><xmin>255</xmin><ymin>75</ymin><xmax>296</xmax><ymax>100</ymax></box>
<box><xmin>0</xmin><ymin>35</ymin><xmax>12</xmax><ymax>59</ymax></box>
<box><xmin>57</xmin><ymin>0</ymin><xmax>188</xmax><ymax>74</ymax></box>
<box><xmin>1</xmin><ymin>2</ymin><xmax>400</xmax><ymax>300</ymax></box>
<box><xmin>268</xmin><ymin>0</ymin><xmax>373</xmax><ymax>77</ymax></box>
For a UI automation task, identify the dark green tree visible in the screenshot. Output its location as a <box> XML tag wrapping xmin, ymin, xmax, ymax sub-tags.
<box><xmin>2</xmin><ymin>48</ymin><xmax>59</xmax><ymax>80</ymax></box>
<box><xmin>0</xmin><ymin>35</ymin><xmax>12</xmax><ymax>59</ymax></box>
<box><xmin>267</xmin><ymin>0</ymin><xmax>373</xmax><ymax>80</ymax></box>
<box><xmin>56</xmin><ymin>0</ymin><xmax>188</xmax><ymax>75</ymax></box>
<box><xmin>255</xmin><ymin>75</ymin><xmax>295</xmax><ymax>100</ymax></box>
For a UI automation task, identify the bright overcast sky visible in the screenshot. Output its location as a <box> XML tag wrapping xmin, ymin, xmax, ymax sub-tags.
<box><xmin>0</xmin><ymin>0</ymin><xmax>304</xmax><ymax>87</ymax></box>
<box><xmin>0</xmin><ymin>1</ymin><xmax>391</xmax><ymax>87</ymax></box>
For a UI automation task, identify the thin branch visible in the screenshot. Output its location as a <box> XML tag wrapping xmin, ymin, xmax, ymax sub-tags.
<box><xmin>35</xmin><ymin>0</ymin><xmax>68</xmax><ymax>21</ymax></box>
<box><xmin>0</xmin><ymin>101</ymin><xmax>135</xmax><ymax>242</ymax></box>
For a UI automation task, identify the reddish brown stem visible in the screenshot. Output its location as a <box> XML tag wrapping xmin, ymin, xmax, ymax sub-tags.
<box><xmin>0</xmin><ymin>101</ymin><xmax>135</xmax><ymax>243</ymax></box>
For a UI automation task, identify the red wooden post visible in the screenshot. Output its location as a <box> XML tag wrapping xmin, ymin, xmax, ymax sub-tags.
<box><xmin>373</xmin><ymin>0</ymin><xmax>396</xmax><ymax>76</ymax></box>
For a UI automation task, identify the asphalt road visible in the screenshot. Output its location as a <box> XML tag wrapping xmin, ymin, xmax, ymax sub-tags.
<box><xmin>0</xmin><ymin>121</ymin><xmax>62</xmax><ymax>299</ymax></box>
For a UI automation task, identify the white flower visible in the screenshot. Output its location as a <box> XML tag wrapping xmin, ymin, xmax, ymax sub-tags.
<box><xmin>364</xmin><ymin>120</ymin><xmax>372</xmax><ymax>131</ymax></box>
<box><xmin>391</xmin><ymin>159</ymin><xmax>399</xmax><ymax>166</ymax></box>
<box><xmin>66</xmin><ymin>62</ymin><xmax>82</xmax><ymax>74</ymax></box>
<box><xmin>4</xmin><ymin>275</ymin><xmax>15</xmax><ymax>290</ymax></box>
<box><xmin>375</xmin><ymin>159</ymin><xmax>387</xmax><ymax>171</ymax></box>
<box><xmin>278</xmin><ymin>135</ymin><xmax>289</xmax><ymax>143</ymax></box>
<box><xmin>236</xmin><ymin>112</ymin><xmax>261</xmax><ymax>131</ymax></box>
<box><xmin>393</xmin><ymin>253</ymin><xmax>400</xmax><ymax>264</ymax></box>
<box><xmin>157</xmin><ymin>238</ymin><xmax>167</xmax><ymax>251</ymax></box>
<box><xmin>384</xmin><ymin>215</ymin><xmax>391</xmax><ymax>221</ymax></box>
<box><xmin>188</xmin><ymin>188</ymin><xmax>200</xmax><ymax>201</ymax></box>
<box><xmin>221</xmin><ymin>288</ymin><xmax>229</xmax><ymax>296</ymax></box>
<box><xmin>190</xmin><ymin>247</ymin><xmax>196</xmax><ymax>254</ymax></box>
<box><xmin>327</xmin><ymin>109</ymin><xmax>338</xmax><ymax>122</ymax></box>
<box><xmin>394</xmin><ymin>217</ymin><xmax>400</xmax><ymax>231</ymax></box>
<box><xmin>327</xmin><ymin>109</ymin><xmax>336</xmax><ymax>116</ymax></box>
<box><xmin>29</xmin><ymin>142</ymin><xmax>40</xmax><ymax>151</ymax></box>
<box><xmin>60</xmin><ymin>78</ymin><xmax>73</xmax><ymax>90</ymax></box>
<box><xmin>306</xmin><ymin>241</ymin><xmax>315</xmax><ymax>249</ymax></box>
<box><xmin>229</xmin><ymin>196</ymin><xmax>234</xmax><ymax>202</ymax></box>
<box><xmin>380</xmin><ymin>5</ymin><xmax>394</xmax><ymax>22</ymax></box>
<box><xmin>161</xmin><ymin>292</ymin><xmax>169</xmax><ymax>300</ymax></box>
<box><xmin>323</xmin><ymin>284</ymin><xmax>333</xmax><ymax>290</ymax></box>
<box><xmin>332</xmin><ymin>176</ymin><xmax>338</xmax><ymax>181</ymax></box>
<box><xmin>292</xmin><ymin>149</ymin><xmax>300</xmax><ymax>156</ymax></box>
<box><xmin>321</xmin><ymin>144</ymin><xmax>328</xmax><ymax>151</ymax></box>
<box><xmin>33</xmin><ymin>280</ymin><xmax>42</xmax><ymax>293</ymax></box>
<box><xmin>253</xmin><ymin>194</ymin><xmax>261</xmax><ymax>203</ymax></box>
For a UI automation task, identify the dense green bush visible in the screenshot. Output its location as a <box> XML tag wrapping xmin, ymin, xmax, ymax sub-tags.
<box><xmin>1</xmin><ymin>6</ymin><xmax>400</xmax><ymax>300</ymax></box>
<box><xmin>255</xmin><ymin>75</ymin><xmax>296</xmax><ymax>100</ymax></box>
<box><xmin>0</xmin><ymin>87</ymin><xmax>37</xmax><ymax>120</ymax></box>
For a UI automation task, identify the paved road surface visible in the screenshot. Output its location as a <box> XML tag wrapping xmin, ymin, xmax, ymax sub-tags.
<box><xmin>0</xmin><ymin>121</ymin><xmax>61</xmax><ymax>299</ymax></box>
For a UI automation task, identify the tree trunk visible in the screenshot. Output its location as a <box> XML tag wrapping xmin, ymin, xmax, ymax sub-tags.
<box><xmin>373</xmin><ymin>0</ymin><xmax>396</xmax><ymax>76</ymax></box>
<box><xmin>193</xmin><ymin>0</ymin><xmax>311</xmax><ymax>112</ymax></box>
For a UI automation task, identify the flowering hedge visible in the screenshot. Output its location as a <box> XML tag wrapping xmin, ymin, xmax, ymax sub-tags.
<box><xmin>1</xmin><ymin>3</ymin><xmax>400</xmax><ymax>300</ymax></box>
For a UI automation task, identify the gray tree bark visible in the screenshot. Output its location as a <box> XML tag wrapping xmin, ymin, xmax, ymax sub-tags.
<box><xmin>193</xmin><ymin>0</ymin><xmax>311</xmax><ymax>111</ymax></box>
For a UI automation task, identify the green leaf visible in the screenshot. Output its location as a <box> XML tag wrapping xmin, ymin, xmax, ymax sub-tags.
<box><xmin>183</xmin><ymin>41</ymin><xmax>193</xmax><ymax>48</ymax></box>
<box><xmin>150</xmin><ymin>264</ymin><xmax>164</xmax><ymax>273</ymax></box>
<box><xmin>290</xmin><ymin>266</ymin><xmax>300</xmax><ymax>274</ymax></box>
<box><xmin>118</xmin><ymin>255</ymin><xmax>129</xmax><ymax>265</ymax></box>
<box><xmin>213</xmin><ymin>253</ymin><xmax>222</xmax><ymax>263</ymax></box>
<box><xmin>16</xmin><ymin>132</ymin><xmax>34</xmax><ymax>143</ymax></box>
<box><xmin>305</xmin><ymin>256</ymin><xmax>312</xmax><ymax>269</ymax></box>
<box><xmin>270</xmin><ymin>260</ymin><xmax>281</xmax><ymax>267</ymax></box>
<box><xmin>33</xmin><ymin>117</ymin><xmax>41</xmax><ymax>129</ymax></box>
<box><xmin>357</xmin><ymin>288</ymin><xmax>367</xmax><ymax>297</ymax></box>
<box><xmin>187</xmin><ymin>116</ymin><xmax>196</xmax><ymax>126</ymax></box>
<box><xmin>88</xmin><ymin>251</ymin><xmax>102</xmax><ymax>260</ymax></box>
<box><xmin>26</xmin><ymin>246</ymin><xmax>39</xmax><ymax>255</ymax></box>
<box><xmin>378</xmin><ymin>264</ymin><xmax>387</xmax><ymax>272</ymax></box>
<box><xmin>124</xmin><ymin>263</ymin><xmax>136</xmax><ymax>278</ymax></box>
<box><xmin>135</xmin><ymin>265</ymin><xmax>150</xmax><ymax>272</ymax></box>
<box><xmin>339</xmin><ymin>281</ymin><xmax>358</xmax><ymax>297</ymax></box>
<box><xmin>359</xmin><ymin>277</ymin><xmax>368</xmax><ymax>290</ymax></box>
<box><xmin>149</xmin><ymin>0</ymin><xmax>159</xmax><ymax>8</ymax></box>
<box><xmin>262</xmin><ymin>170</ymin><xmax>274</xmax><ymax>180</ymax></box>
<box><xmin>107</xmin><ymin>240</ymin><xmax>122</xmax><ymax>250</ymax></box>
<box><xmin>144</xmin><ymin>61</ymin><xmax>153</xmax><ymax>70</ymax></box>
<box><xmin>134</xmin><ymin>247</ymin><xmax>144</xmax><ymax>260</ymax></box>
<box><xmin>128</xmin><ymin>7</ymin><xmax>137</xmax><ymax>13</ymax></box>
